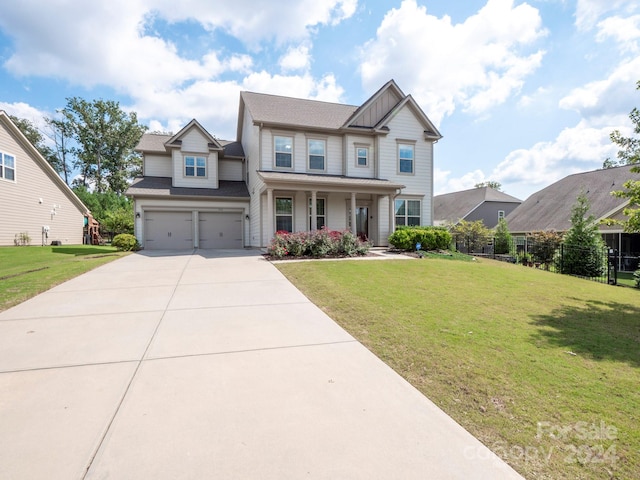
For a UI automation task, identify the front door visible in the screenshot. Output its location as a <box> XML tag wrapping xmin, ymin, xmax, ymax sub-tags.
<box><xmin>355</xmin><ymin>207</ymin><xmax>368</xmax><ymax>241</ymax></box>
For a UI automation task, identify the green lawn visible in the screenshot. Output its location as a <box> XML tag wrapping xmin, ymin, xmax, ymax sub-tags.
<box><xmin>0</xmin><ymin>245</ymin><xmax>127</xmax><ymax>311</ymax></box>
<box><xmin>277</xmin><ymin>256</ymin><xmax>640</xmax><ymax>480</ymax></box>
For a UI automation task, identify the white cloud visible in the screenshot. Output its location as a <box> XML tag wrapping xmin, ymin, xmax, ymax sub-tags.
<box><xmin>435</xmin><ymin>168</ymin><xmax>487</xmax><ymax>196</ymax></box>
<box><xmin>487</xmin><ymin>118</ymin><xmax>629</xmax><ymax>199</ymax></box>
<box><xmin>575</xmin><ymin>0</ymin><xmax>637</xmax><ymax>30</ymax></box>
<box><xmin>559</xmin><ymin>56</ymin><xmax>640</xmax><ymax>120</ymax></box>
<box><xmin>279</xmin><ymin>46</ymin><xmax>311</xmax><ymax>72</ymax></box>
<box><xmin>360</xmin><ymin>0</ymin><xmax>547</xmax><ymax>126</ymax></box>
<box><xmin>595</xmin><ymin>15</ymin><xmax>640</xmax><ymax>53</ymax></box>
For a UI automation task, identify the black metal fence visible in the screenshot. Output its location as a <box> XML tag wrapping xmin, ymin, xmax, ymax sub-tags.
<box><xmin>454</xmin><ymin>235</ymin><xmax>618</xmax><ymax>285</ymax></box>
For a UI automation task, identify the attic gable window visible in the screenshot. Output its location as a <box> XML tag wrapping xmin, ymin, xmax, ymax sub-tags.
<box><xmin>185</xmin><ymin>155</ymin><xmax>206</xmax><ymax>177</ymax></box>
<box><xmin>0</xmin><ymin>151</ymin><xmax>15</xmax><ymax>181</ymax></box>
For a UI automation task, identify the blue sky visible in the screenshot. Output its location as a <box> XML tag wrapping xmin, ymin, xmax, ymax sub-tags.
<box><xmin>1</xmin><ymin>0</ymin><xmax>639</xmax><ymax>200</ymax></box>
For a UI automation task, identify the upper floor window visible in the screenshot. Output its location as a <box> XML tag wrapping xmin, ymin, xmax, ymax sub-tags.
<box><xmin>0</xmin><ymin>152</ymin><xmax>15</xmax><ymax>181</ymax></box>
<box><xmin>498</xmin><ymin>210</ymin><xmax>505</xmax><ymax>220</ymax></box>
<box><xmin>308</xmin><ymin>139</ymin><xmax>326</xmax><ymax>171</ymax></box>
<box><xmin>356</xmin><ymin>146</ymin><xmax>368</xmax><ymax>167</ymax></box>
<box><xmin>185</xmin><ymin>156</ymin><xmax>206</xmax><ymax>177</ymax></box>
<box><xmin>275</xmin><ymin>136</ymin><xmax>293</xmax><ymax>168</ymax></box>
<box><xmin>398</xmin><ymin>143</ymin><xmax>414</xmax><ymax>174</ymax></box>
<box><xmin>395</xmin><ymin>199</ymin><xmax>421</xmax><ymax>226</ymax></box>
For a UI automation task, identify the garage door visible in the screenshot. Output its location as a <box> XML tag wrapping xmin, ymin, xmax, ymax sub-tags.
<box><xmin>144</xmin><ymin>211</ymin><xmax>193</xmax><ymax>250</ymax></box>
<box><xmin>199</xmin><ymin>212</ymin><xmax>242</xmax><ymax>249</ymax></box>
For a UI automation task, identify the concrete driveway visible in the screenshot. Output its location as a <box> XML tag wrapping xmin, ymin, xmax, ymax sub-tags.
<box><xmin>0</xmin><ymin>250</ymin><xmax>523</xmax><ymax>479</ymax></box>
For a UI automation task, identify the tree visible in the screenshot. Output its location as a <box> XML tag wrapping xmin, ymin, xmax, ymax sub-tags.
<box><xmin>560</xmin><ymin>192</ymin><xmax>606</xmax><ymax>277</ymax></box>
<box><xmin>59</xmin><ymin>98</ymin><xmax>147</xmax><ymax>194</ymax></box>
<box><xmin>44</xmin><ymin>117</ymin><xmax>74</xmax><ymax>185</ymax></box>
<box><xmin>607</xmin><ymin>80</ymin><xmax>640</xmax><ymax>232</ymax></box>
<box><xmin>8</xmin><ymin>115</ymin><xmax>57</xmax><ymax>168</ymax></box>
<box><xmin>528</xmin><ymin>230</ymin><xmax>563</xmax><ymax>269</ymax></box>
<box><xmin>493</xmin><ymin>218</ymin><xmax>513</xmax><ymax>254</ymax></box>
<box><xmin>474</xmin><ymin>181</ymin><xmax>502</xmax><ymax>191</ymax></box>
<box><xmin>450</xmin><ymin>220</ymin><xmax>491</xmax><ymax>254</ymax></box>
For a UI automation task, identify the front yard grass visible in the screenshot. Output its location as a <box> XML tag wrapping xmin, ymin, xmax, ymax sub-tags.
<box><xmin>0</xmin><ymin>245</ymin><xmax>127</xmax><ymax>311</ymax></box>
<box><xmin>277</xmin><ymin>256</ymin><xmax>639</xmax><ymax>480</ymax></box>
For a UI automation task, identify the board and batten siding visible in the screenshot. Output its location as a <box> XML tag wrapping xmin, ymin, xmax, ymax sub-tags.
<box><xmin>378</xmin><ymin>106</ymin><xmax>433</xmax><ymax>225</ymax></box>
<box><xmin>242</xmin><ymin>107</ymin><xmax>264</xmax><ymax>247</ymax></box>
<box><xmin>144</xmin><ymin>154</ymin><xmax>172</xmax><ymax>177</ymax></box>
<box><xmin>0</xmin><ymin>121</ymin><xmax>86</xmax><ymax>245</ymax></box>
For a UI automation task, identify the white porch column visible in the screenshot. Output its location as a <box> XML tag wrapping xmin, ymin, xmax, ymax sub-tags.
<box><xmin>389</xmin><ymin>194</ymin><xmax>395</xmax><ymax>234</ymax></box>
<box><xmin>351</xmin><ymin>192</ymin><xmax>357</xmax><ymax>236</ymax></box>
<box><xmin>311</xmin><ymin>190</ymin><xmax>317</xmax><ymax>231</ymax></box>
<box><xmin>267</xmin><ymin>188</ymin><xmax>274</xmax><ymax>241</ymax></box>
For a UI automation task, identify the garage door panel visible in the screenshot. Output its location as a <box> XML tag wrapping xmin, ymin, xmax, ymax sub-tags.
<box><xmin>145</xmin><ymin>211</ymin><xmax>193</xmax><ymax>250</ymax></box>
<box><xmin>199</xmin><ymin>212</ymin><xmax>242</xmax><ymax>249</ymax></box>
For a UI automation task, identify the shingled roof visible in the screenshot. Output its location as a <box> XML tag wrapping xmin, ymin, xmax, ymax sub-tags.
<box><xmin>240</xmin><ymin>91</ymin><xmax>358</xmax><ymax>130</ymax></box>
<box><xmin>135</xmin><ymin>133</ymin><xmax>245</xmax><ymax>158</ymax></box>
<box><xmin>434</xmin><ymin>187</ymin><xmax>522</xmax><ymax>224</ymax></box>
<box><xmin>505</xmin><ymin>165</ymin><xmax>637</xmax><ymax>233</ymax></box>
<box><xmin>126</xmin><ymin>177</ymin><xmax>249</xmax><ymax>199</ymax></box>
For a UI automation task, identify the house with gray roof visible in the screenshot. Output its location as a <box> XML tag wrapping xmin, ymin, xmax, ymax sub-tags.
<box><xmin>433</xmin><ymin>186</ymin><xmax>521</xmax><ymax>229</ymax></box>
<box><xmin>127</xmin><ymin>80</ymin><xmax>442</xmax><ymax>249</ymax></box>
<box><xmin>505</xmin><ymin>165</ymin><xmax>640</xmax><ymax>270</ymax></box>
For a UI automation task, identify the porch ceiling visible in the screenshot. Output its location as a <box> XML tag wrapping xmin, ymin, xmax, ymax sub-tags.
<box><xmin>257</xmin><ymin>171</ymin><xmax>405</xmax><ymax>195</ymax></box>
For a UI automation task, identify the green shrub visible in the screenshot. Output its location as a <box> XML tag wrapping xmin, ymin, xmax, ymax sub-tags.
<box><xmin>633</xmin><ymin>269</ymin><xmax>640</xmax><ymax>289</ymax></box>
<box><xmin>388</xmin><ymin>226</ymin><xmax>452</xmax><ymax>251</ymax></box>
<box><xmin>111</xmin><ymin>233</ymin><xmax>140</xmax><ymax>251</ymax></box>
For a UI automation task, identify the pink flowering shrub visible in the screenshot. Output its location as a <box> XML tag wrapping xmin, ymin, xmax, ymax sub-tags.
<box><xmin>267</xmin><ymin>228</ymin><xmax>370</xmax><ymax>259</ymax></box>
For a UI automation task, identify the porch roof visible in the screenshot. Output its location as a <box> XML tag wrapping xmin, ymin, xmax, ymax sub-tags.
<box><xmin>257</xmin><ymin>171</ymin><xmax>405</xmax><ymax>194</ymax></box>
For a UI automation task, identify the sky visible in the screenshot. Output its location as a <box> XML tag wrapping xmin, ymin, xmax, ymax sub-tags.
<box><xmin>1</xmin><ymin>0</ymin><xmax>639</xmax><ymax>200</ymax></box>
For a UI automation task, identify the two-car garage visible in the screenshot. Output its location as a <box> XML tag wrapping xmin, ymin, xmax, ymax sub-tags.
<box><xmin>144</xmin><ymin>210</ymin><xmax>243</xmax><ymax>250</ymax></box>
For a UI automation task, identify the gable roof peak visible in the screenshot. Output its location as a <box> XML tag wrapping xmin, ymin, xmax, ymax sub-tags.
<box><xmin>166</xmin><ymin>118</ymin><xmax>222</xmax><ymax>150</ymax></box>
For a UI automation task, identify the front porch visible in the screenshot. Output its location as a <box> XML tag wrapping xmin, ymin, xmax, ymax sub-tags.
<box><xmin>256</xmin><ymin>172</ymin><xmax>410</xmax><ymax>247</ymax></box>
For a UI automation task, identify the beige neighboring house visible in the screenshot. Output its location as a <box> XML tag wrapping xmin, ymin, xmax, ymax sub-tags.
<box><xmin>0</xmin><ymin>111</ymin><xmax>89</xmax><ymax>246</ymax></box>
<box><xmin>127</xmin><ymin>79</ymin><xmax>442</xmax><ymax>250</ymax></box>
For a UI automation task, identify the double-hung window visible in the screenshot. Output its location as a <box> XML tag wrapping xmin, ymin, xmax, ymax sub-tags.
<box><xmin>395</xmin><ymin>199</ymin><xmax>421</xmax><ymax>226</ymax></box>
<box><xmin>275</xmin><ymin>197</ymin><xmax>293</xmax><ymax>232</ymax></box>
<box><xmin>275</xmin><ymin>136</ymin><xmax>293</xmax><ymax>168</ymax></box>
<box><xmin>356</xmin><ymin>146</ymin><xmax>368</xmax><ymax>167</ymax></box>
<box><xmin>308</xmin><ymin>139</ymin><xmax>325</xmax><ymax>171</ymax></box>
<box><xmin>185</xmin><ymin>156</ymin><xmax>206</xmax><ymax>177</ymax></box>
<box><xmin>308</xmin><ymin>198</ymin><xmax>326</xmax><ymax>230</ymax></box>
<box><xmin>398</xmin><ymin>143</ymin><xmax>414</xmax><ymax>174</ymax></box>
<box><xmin>0</xmin><ymin>152</ymin><xmax>15</xmax><ymax>181</ymax></box>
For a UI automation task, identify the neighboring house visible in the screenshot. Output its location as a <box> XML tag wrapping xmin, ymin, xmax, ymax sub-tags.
<box><xmin>433</xmin><ymin>186</ymin><xmax>522</xmax><ymax>229</ymax></box>
<box><xmin>0</xmin><ymin>111</ymin><xmax>89</xmax><ymax>246</ymax></box>
<box><xmin>505</xmin><ymin>165</ymin><xmax>640</xmax><ymax>270</ymax></box>
<box><xmin>127</xmin><ymin>80</ymin><xmax>442</xmax><ymax>249</ymax></box>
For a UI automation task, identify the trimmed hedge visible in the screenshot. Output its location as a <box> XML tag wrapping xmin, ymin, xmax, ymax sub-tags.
<box><xmin>267</xmin><ymin>228</ymin><xmax>370</xmax><ymax>259</ymax></box>
<box><xmin>111</xmin><ymin>233</ymin><xmax>140</xmax><ymax>251</ymax></box>
<box><xmin>388</xmin><ymin>226</ymin><xmax>452</xmax><ymax>251</ymax></box>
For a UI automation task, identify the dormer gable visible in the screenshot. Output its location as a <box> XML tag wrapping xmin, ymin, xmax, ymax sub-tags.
<box><xmin>165</xmin><ymin>118</ymin><xmax>223</xmax><ymax>153</ymax></box>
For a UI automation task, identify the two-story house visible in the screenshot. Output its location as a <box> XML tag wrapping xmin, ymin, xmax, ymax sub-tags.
<box><xmin>127</xmin><ymin>80</ymin><xmax>442</xmax><ymax>250</ymax></box>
